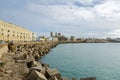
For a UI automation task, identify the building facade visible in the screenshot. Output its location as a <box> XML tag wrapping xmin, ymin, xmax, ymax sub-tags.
<box><xmin>0</xmin><ymin>20</ymin><xmax>36</xmax><ymax>41</ymax></box>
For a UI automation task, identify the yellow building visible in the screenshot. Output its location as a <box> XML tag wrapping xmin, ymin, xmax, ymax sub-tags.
<box><xmin>0</xmin><ymin>20</ymin><xmax>36</xmax><ymax>41</ymax></box>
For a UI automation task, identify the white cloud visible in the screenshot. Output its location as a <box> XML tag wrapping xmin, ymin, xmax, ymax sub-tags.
<box><xmin>1</xmin><ymin>0</ymin><xmax>120</xmax><ymax>38</ymax></box>
<box><xmin>24</xmin><ymin>0</ymin><xmax>120</xmax><ymax>38</ymax></box>
<box><xmin>26</xmin><ymin>3</ymin><xmax>95</xmax><ymax>24</ymax></box>
<box><xmin>26</xmin><ymin>0</ymin><xmax>120</xmax><ymax>23</ymax></box>
<box><xmin>94</xmin><ymin>0</ymin><xmax>120</xmax><ymax>19</ymax></box>
<box><xmin>75</xmin><ymin>0</ymin><xmax>94</xmax><ymax>4</ymax></box>
<box><xmin>73</xmin><ymin>7</ymin><xmax>95</xmax><ymax>21</ymax></box>
<box><xmin>106</xmin><ymin>29</ymin><xmax>120</xmax><ymax>38</ymax></box>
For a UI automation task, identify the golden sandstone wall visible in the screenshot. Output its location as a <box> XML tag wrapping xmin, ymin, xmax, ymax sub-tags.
<box><xmin>0</xmin><ymin>20</ymin><xmax>36</xmax><ymax>41</ymax></box>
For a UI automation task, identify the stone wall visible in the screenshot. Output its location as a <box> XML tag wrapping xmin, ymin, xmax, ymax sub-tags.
<box><xmin>0</xmin><ymin>44</ymin><xmax>8</xmax><ymax>59</ymax></box>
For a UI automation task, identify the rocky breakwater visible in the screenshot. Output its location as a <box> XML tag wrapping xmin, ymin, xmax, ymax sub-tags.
<box><xmin>0</xmin><ymin>41</ymin><xmax>96</xmax><ymax>80</ymax></box>
<box><xmin>7</xmin><ymin>41</ymin><xmax>68</xmax><ymax>80</ymax></box>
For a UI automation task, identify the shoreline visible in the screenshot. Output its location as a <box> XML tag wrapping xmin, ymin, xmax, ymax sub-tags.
<box><xmin>0</xmin><ymin>41</ymin><xmax>96</xmax><ymax>80</ymax></box>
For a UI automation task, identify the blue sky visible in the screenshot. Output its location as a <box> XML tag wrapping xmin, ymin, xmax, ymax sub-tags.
<box><xmin>0</xmin><ymin>0</ymin><xmax>120</xmax><ymax>38</ymax></box>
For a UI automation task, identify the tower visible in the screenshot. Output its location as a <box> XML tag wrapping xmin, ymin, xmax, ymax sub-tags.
<box><xmin>50</xmin><ymin>32</ymin><xmax>53</xmax><ymax>37</ymax></box>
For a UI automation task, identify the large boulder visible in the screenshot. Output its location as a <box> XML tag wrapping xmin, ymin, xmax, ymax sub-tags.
<box><xmin>8</xmin><ymin>44</ymin><xmax>17</xmax><ymax>52</ymax></box>
<box><xmin>45</xmin><ymin>68</ymin><xmax>62</xmax><ymax>80</ymax></box>
<box><xmin>62</xmin><ymin>78</ymin><xmax>68</xmax><ymax>80</ymax></box>
<box><xmin>32</xmin><ymin>50</ymin><xmax>40</xmax><ymax>60</ymax></box>
<box><xmin>27</xmin><ymin>61</ymin><xmax>42</xmax><ymax>68</ymax></box>
<box><xmin>30</xmin><ymin>66</ymin><xmax>43</xmax><ymax>72</ymax></box>
<box><xmin>27</xmin><ymin>53</ymin><xmax>35</xmax><ymax>61</ymax></box>
<box><xmin>14</xmin><ymin>54</ymin><xmax>25</xmax><ymax>60</ymax></box>
<box><xmin>42</xmin><ymin>63</ymin><xmax>49</xmax><ymax>69</ymax></box>
<box><xmin>28</xmin><ymin>70</ymin><xmax>47</xmax><ymax>80</ymax></box>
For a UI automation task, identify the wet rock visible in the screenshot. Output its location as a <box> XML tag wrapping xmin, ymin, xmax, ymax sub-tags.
<box><xmin>80</xmin><ymin>77</ymin><xmax>96</xmax><ymax>80</ymax></box>
<box><xmin>28</xmin><ymin>70</ymin><xmax>47</xmax><ymax>80</ymax></box>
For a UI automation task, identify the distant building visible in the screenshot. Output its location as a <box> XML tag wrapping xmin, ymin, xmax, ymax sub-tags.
<box><xmin>115</xmin><ymin>38</ymin><xmax>120</xmax><ymax>41</ymax></box>
<box><xmin>32</xmin><ymin>33</ymin><xmax>36</xmax><ymax>41</ymax></box>
<box><xmin>57</xmin><ymin>36</ymin><xmax>67</xmax><ymax>41</ymax></box>
<box><xmin>86</xmin><ymin>38</ymin><xmax>96</xmax><ymax>43</ymax></box>
<box><xmin>70</xmin><ymin>36</ymin><xmax>76</xmax><ymax>41</ymax></box>
<box><xmin>58</xmin><ymin>33</ymin><xmax>61</xmax><ymax>36</ymax></box>
<box><xmin>55</xmin><ymin>32</ymin><xmax>58</xmax><ymax>37</ymax></box>
<box><xmin>49</xmin><ymin>32</ymin><xmax>67</xmax><ymax>41</ymax></box>
<box><xmin>50</xmin><ymin>32</ymin><xmax>54</xmax><ymax>37</ymax></box>
<box><xmin>52</xmin><ymin>37</ymin><xmax>58</xmax><ymax>41</ymax></box>
<box><xmin>0</xmin><ymin>20</ymin><xmax>36</xmax><ymax>41</ymax></box>
<box><xmin>77</xmin><ymin>38</ymin><xmax>86</xmax><ymax>42</ymax></box>
<box><xmin>106</xmin><ymin>37</ymin><xmax>112</xmax><ymax>41</ymax></box>
<box><xmin>37</xmin><ymin>36</ymin><xmax>47</xmax><ymax>42</ymax></box>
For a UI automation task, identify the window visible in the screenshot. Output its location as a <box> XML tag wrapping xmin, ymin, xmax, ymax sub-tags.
<box><xmin>1</xmin><ymin>33</ymin><xmax>4</xmax><ymax>35</ymax></box>
<box><xmin>8</xmin><ymin>30</ymin><xmax>10</xmax><ymax>32</ymax></box>
<box><xmin>1</xmin><ymin>29</ymin><xmax>3</xmax><ymax>31</ymax></box>
<box><xmin>7</xmin><ymin>34</ymin><xmax>10</xmax><ymax>37</ymax></box>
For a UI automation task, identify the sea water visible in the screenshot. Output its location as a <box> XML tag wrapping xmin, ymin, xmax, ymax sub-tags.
<box><xmin>42</xmin><ymin>43</ymin><xmax>120</xmax><ymax>80</ymax></box>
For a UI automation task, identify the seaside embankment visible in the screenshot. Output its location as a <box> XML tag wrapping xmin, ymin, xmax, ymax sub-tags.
<box><xmin>0</xmin><ymin>41</ymin><xmax>96</xmax><ymax>80</ymax></box>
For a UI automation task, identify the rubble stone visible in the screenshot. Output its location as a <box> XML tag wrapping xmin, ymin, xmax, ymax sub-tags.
<box><xmin>28</xmin><ymin>70</ymin><xmax>47</xmax><ymax>80</ymax></box>
<box><xmin>45</xmin><ymin>68</ymin><xmax>61</xmax><ymax>80</ymax></box>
